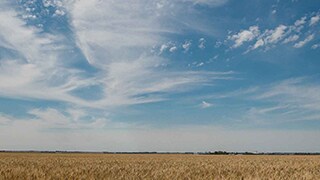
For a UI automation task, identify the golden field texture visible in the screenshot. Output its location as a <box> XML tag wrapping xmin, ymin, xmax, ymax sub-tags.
<box><xmin>0</xmin><ymin>153</ymin><xmax>320</xmax><ymax>179</ymax></box>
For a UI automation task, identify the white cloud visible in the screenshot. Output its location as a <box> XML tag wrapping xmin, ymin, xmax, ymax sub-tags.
<box><xmin>43</xmin><ymin>0</ymin><xmax>64</xmax><ymax>8</ymax></box>
<box><xmin>265</xmin><ymin>25</ymin><xmax>287</xmax><ymax>44</ymax></box>
<box><xmin>198</xmin><ymin>38</ymin><xmax>206</xmax><ymax>49</ymax></box>
<box><xmin>201</xmin><ymin>101</ymin><xmax>213</xmax><ymax>108</ymax></box>
<box><xmin>294</xmin><ymin>16</ymin><xmax>306</xmax><ymax>26</ymax></box>
<box><xmin>229</xmin><ymin>26</ymin><xmax>260</xmax><ymax>48</ymax></box>
<box><xmin>160</xmin><ymin>42</ymin><xmax>178</xmax><ymax>53</ymax></box>
<box><xmin>182</xmin><ymin>40</ymin><xmax>192</xmax><ymax>52</ymax></box>
<box><xmin>294</xmin><ymin>34</ymin><xmax>314</xmax><ymax>48</ymax></box>
<box><xmin>283</xmin><ymin>34</ymin><xmax>299</xmax><ymax>44</ymax></box>
<box><xmin>198</xmin><ymin>62</ymin><xmax>204</xmax><ymax>67</ymax></box>
<box><xmin>310</xmin><ymin>15</ymin><xmax>320</xmax><ymax>26</ymax></box>
<box><xmin>290</xmin><ymin>16</ymin><xmax>307</xmax><ymax>33</ymax></box>
<box><xmin>229</xmin><ymin>13</ymin><xmax>320</xmax><ymax>52</ymax></box>
<box><xmin>169</xmin><ymin>46</ymin><xmax>178</xmax><ymax>52</ymax></box>
<box><xmin>54</xmin><ymin>9</ymin><xmax>65</xmax><ymax>16</ymax></box>
<box><xmin>252</xmin><ymin>39</ymin><xmax>264</xmax><ymax>50</ymax></box>
<box><xmin>159</xmin><ymin>44</ymin><xmax>169</xmax><ymax>54</ymax></box>
<box><xmin>247</xmin><ymin>25</ymin><xmax>287</xmax><ymax>51</ymax></box>
<box><xmin>311</xmin><ymin>44</ymin><xmax>320</xmax><ymax>49</ymax></box>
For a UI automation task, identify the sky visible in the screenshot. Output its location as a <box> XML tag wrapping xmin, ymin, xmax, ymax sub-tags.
<box><xmin>0</xmin><ymin>0</ymin><xmax>320</xmax><ymax>152</ymax></box>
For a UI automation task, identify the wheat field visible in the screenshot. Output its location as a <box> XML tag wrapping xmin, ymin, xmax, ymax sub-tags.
<box><xmin>0</xmin><ymin>153</ymin><xmax>320</xmax><ymax>179</ymax></box>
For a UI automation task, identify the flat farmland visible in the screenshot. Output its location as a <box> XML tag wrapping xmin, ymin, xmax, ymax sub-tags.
<box><xmin>0</xmin><ymin>153</ymin><xmax>320</xmax><ymax>179</ymax></box>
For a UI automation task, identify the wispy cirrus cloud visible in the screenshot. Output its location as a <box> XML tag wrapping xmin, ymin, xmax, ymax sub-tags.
<box><xmin>0</xmin><ymin>0</ymin><xmax>233</xmax><ymax>111</ymax></box>
<box><xmin>0</xmin><ymin>1</ymin><xmax>89</xmax><ymax>105</ymax></box>
<box><xmin>213</xmin><ymin>77</ymin><xmax>320</xmax><ymax>124</ymax></box>
<box><xmin>63</xmin><ymin>0</ymin><xmax>233</xmax><ymax>108</ymax></box>
<box><xmin>27</xmin><ymin>108</ymin><xmax>110</xmax><ymax>129</ymax></box>
<box><xmin>0</xmin><ymin>107</ymin><xmax>134</xmax><ymax>130</ymax></box>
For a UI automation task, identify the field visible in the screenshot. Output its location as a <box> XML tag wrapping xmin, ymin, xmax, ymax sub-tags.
<box><xmin>1</xmin><ymin>153</ymin><xmax>320</xmax><ymax>179</ymax></box>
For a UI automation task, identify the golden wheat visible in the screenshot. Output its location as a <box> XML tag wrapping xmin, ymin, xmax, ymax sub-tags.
<box><xmin>0</xmin><ymin>153</ymin><xmax>320</xmax><ymax>179</ymax></box>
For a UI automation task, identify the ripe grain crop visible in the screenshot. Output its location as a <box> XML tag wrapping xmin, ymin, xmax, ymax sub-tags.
<box><xmin>0</xmin><ymin>153</ymin><xmax>320</xmax><ymax>179</ymax></box>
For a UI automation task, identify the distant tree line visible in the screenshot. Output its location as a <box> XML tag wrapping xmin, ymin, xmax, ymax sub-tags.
<box><xmin>0</xmin><ymin>150</ymin><xmax>319</xmax><ymax>155</ymax></box>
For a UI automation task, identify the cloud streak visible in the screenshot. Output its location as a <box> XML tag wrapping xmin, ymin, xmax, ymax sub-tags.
<box><xmin>294</xmin><ymin>34</ymin><xmax>314</xmax><ymax>48</ymax></box>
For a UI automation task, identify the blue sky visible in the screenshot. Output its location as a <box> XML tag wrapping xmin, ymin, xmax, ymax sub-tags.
<box><xmin>0</xmin><ymin>0</ymin><xmax>320</xmax><ymax>152</ymax></box>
